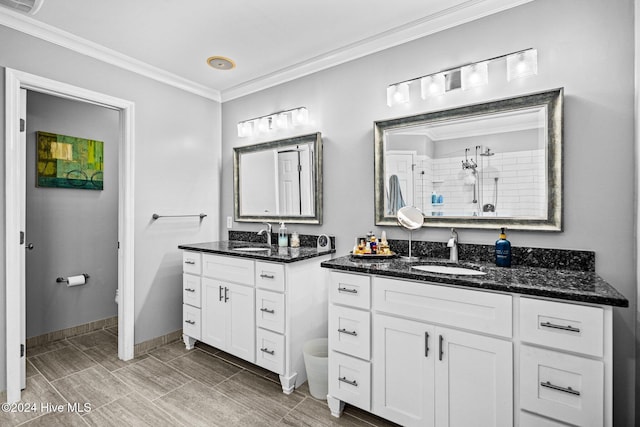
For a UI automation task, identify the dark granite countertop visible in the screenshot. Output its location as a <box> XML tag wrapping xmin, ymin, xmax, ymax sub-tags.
<box><xmin>321</xmin><ymin>255</ymin><xmax>628</xmax><ymax>307</ymax></box>
<box><xmin>178</xmin><ymin>240</ymin><xmax>335</xmax><ymax>263</ymax></box>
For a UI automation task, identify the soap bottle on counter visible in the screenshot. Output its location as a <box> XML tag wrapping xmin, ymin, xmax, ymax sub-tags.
<box><xmin>290</xmin><ymin>232</ymin><xmax>300</xmax><ymax>248</ymax></box>
<box><xmin>278</xmin><ymin>222</ymin><xmax>288</xmax><ymax>247</ymax></box>
<box><xmin>495</xmin><ymin>227</ymin><xmax>511</xmax><ymax>267</ymax></box>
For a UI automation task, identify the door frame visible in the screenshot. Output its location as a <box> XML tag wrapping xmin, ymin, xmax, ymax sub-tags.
<box><xmin>4</xmin><ymin>68</ymin><xmax>135</xmax><ymax>402</ymax></box>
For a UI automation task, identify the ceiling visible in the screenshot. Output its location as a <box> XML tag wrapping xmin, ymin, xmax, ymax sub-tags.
<box><xmin>0</xmin><ymin>0</ymin><xmax>532</xmax><ymax>101</ymax></box>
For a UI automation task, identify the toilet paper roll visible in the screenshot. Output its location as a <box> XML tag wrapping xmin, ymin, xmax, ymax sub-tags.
<box><xmin>67</xmin><ymin>274</ymin><xmax>86</xmax><ymax>287</ymax></box>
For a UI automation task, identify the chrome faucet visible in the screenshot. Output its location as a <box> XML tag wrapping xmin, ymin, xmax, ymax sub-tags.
<box><xmin>447</xmin><ymin>228</ymin><xmax>458</xmax><ymax>263</ymax></box>
<box><xmin>257</xmin><ymin>222</ymin><xmax>272</xmax><ymax>246</ymax></box>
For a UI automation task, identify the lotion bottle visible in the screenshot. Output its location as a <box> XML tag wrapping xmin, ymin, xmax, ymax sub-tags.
<box><xmin>495</xmin><ymin>227</ymin><xmax>512</xmax><ymax>267</ymax></box>
<box><xmin>278</xmin><ymin>222</ymin><xmax>288</xmax><ymax>247</ymax></box>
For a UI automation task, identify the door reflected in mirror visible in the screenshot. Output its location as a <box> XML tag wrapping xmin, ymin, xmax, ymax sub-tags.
<box><xmin>234</xmin><ymin>132</ymin><xmax>323</xmax><ymax>224</ymax></box>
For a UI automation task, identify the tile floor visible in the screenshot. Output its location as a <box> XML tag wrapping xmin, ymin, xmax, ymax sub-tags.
<box><xmin>1</xmin><ymin>327</ymin><xmax>399</xmax><ymax>426</ymax></box>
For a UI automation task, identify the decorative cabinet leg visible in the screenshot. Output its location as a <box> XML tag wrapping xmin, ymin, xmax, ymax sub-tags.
<box><xmin>327</xmin><ymin>395</ymin><xmax>345</xmax><ymax>418</ymax></box>
<box><xmin>279</xmin><ymin>372</ymin><xmax>298</xmax><ymax>394</ymax></box>
<box><xmin>183</xmin><ymin>334</ymin><xmax>196</xmax><ymax>350</ymax></box>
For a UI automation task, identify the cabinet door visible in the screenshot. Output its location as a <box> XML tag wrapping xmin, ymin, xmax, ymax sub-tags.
<box><xmin>201</xmin><ymin>278</ymin><xmax>226</xmax><ymax>349</ymax></box>
<box><xmin>226</xmin><ymin>282</ymin><xmax>255</xmax><ymax>362</ymax></box>
<box><xmin>435</xmin><ymin>327</ymin><xmax>513</xmax><ymax>427</ymax></box>
<box><xmin>373</xmin><ymin>314</ymin><xmax>435</xmax><ymax>427</ymax></box>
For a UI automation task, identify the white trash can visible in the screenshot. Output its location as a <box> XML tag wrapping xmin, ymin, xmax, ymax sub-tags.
<box><xmin>302</xmin><ymin>338</ymin><xmax>328</xmax><ymax>400</ymax></box>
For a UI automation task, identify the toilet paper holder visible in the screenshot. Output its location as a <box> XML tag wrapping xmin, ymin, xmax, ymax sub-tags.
<box><xmin>56</xmin><ymin>273</ymin><xmax>90</xmax><ymax>283</ymax></box>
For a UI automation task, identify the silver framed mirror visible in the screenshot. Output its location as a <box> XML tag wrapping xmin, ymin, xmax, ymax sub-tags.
<box><xmin>234</xmin><ymin>132</ymin><xmax>323</xmax><ymax>224</ymax></box>
<box><xmin>375</xmin><ymin>88</ymin><xmax>563</xmax><ymax>231</ymax></box>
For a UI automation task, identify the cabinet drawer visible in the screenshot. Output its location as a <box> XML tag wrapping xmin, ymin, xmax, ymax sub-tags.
<box><xmin>329</xmin><ymin>305</ymin><xmax>370</xmax><ymax>360</ymax></box>
<box><xmin>373</xmin><ymin>277</ymin><xmax>512</xmax><ymax>338</ymax></box>
<box><xmin>255</xmin><ymin>328</ymin><xmax>285</xmax><ymax>375</ymax></box>
<box><xmin>256</xmin><ymin>289</ymin><xmax>285</xmax><ymax>334</ymax></box>
<box><xmin>182</xmin><ymin>251</ymin><xmax>201</xmax><ymax>275</ymax></box>
<box><xmin>520</xmin><ymin>345</ymin><xmax>603</xmax><ymax>426</ymax></box>
<box><xmin>329</xmin><ymin>271</ymin><xmax>371</xmax><ymax>310</ymax></box>
<box><xmin>255</xmin><ymin>261</ymin><xmax>285</xmax><ymax>292</ymax></box>
<box><xmin>202</xmin><ymin>254</ymin><xmax>254</xmax><ymax>285</ymax></box>
<box><xmin>182</xmin><ymin>304</ymin><xmax>201</xmax><ymax>340</ymax></box>
<box><xmin>520</xmin><ymin>297</ymin><xmax>604</xmax><ymax>357</ymax></box>
<box><xmin>329</xmin><ymin>351</ymin><xmax>371</xmax><ymax>411</ymax></box>
<box><xmin>183</xmin><ymin>274</ymin><xmax>201</xmax><ymax>308</ymax></box>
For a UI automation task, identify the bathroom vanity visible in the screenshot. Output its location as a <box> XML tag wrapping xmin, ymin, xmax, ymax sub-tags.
<box><xmin>178</xmin><ymin>240</ymin><xmax>334</xmax><ymax>393</ymax></box>
<box><xmin>321</xmin><ymin>255</ymin><xmax>627</xmax><ymax>427</ymax></box>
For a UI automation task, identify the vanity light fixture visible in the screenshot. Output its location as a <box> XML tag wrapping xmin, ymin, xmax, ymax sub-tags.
<box><xmin>386</xmin><ymin>48</ymin><xmax>538</xmax><ymax>106</ymax></box>
<box><xmin>237</xmin><ymin>107</ymin><xmax>309</xmax><ymax>138</ymax></box>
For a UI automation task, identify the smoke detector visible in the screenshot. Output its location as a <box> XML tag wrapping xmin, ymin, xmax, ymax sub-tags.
<box><xmin>206</xmin><ymin>56</ymin><xmax>236</xmax><ymax>70</ymax></box>
<box><xmin>0</xmin><ymin>0</ymin><xmax>44</xmax><ymax>15</ymax></box>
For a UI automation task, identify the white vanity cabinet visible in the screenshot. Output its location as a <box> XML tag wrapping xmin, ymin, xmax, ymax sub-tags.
<box><xmin>326</xmin><ymin>270</ymin><xmax>615</xmax><ymax>427</ymax></box>
<box><xmin>182</xmin><ymin>250</ymin><xmax>331</xmax><ymax>394</ymax></box>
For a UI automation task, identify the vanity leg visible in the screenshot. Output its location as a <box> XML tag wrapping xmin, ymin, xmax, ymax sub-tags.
<box><xmin>278</xmin><ymin>372</ymin><xmax>298</xmax><ymax>394</ymax></box>
<box><xmin>183</xmin><ymin>334</ymin><xmax>196</xmax><ymax>350</ymax></box>
<box><xmin>327</xmin><ymin>395</ymin><xmax>345</xmax><ymax>418</ymax></box>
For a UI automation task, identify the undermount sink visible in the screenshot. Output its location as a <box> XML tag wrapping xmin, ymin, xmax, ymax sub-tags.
<box><xmin>412</xmin><ymin>265</ymin><xmax>487</xmax><ymax>276</ymax></box>
<box><xmin>232</xmin><ymin>247</ymin><xmax>271</xmax><ymax>252</ymax></box>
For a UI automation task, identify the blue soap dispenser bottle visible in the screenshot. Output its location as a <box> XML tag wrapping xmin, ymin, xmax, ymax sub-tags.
<box><xmin>495</xmin><ymin>227</ymin><xmax>511</xmax><ymax>267</ymax></box>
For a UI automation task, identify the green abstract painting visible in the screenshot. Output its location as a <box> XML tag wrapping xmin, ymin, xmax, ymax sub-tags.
<box><xmin>36</xmin><ymin>131</ymin><xmax>104</xmax><ymax>190</ymax></box>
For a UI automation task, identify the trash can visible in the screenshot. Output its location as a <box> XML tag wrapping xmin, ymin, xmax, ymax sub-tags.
<box><xmin>303</xmin><ymin>338</ymin><xmax>328</xmax><ymax>400</ymax></box>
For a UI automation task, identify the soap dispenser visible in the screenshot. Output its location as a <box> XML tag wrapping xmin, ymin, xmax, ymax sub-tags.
<box><xmin>495</xmin><ymin>228</ymin><xmax>511</xmax><ymax>267</ymax></box>
<box><xmin>278</xmin><ymin>222</ymin><xmax>288</xmax><ymax>247</ymax></box>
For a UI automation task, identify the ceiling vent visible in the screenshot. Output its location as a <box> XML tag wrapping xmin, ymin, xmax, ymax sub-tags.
<box><xmin>0</xmin><ymin>0</ymin><xmax>44</xmax><ymax>15</ymax></box>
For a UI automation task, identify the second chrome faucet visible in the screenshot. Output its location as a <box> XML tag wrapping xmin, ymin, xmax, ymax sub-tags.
<box><xmin>257</xmin><ymin>222</ymin><xmax>272</xmax><ymax>246</ymax></box>
<box><xmin>447</xmin><ymin>228</ymin><xmax>459</xmax><ymax>263</ymax></box>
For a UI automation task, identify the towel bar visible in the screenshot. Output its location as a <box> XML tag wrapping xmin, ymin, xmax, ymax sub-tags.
<box><xmin>152</xmin><ymin>213</ymin><xmax>207</xmax><ymax>220</ymax></box>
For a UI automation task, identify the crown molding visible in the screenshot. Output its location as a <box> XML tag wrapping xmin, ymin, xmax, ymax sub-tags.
<box><xmin>221</xmin><ymin>0</ymin><xmax>534</xmax><ymax>102</ymax></box>
<box><xmin>0</xmin><ymin>9</ymin><xmax>221</xmax><ymax>102</ymax></box>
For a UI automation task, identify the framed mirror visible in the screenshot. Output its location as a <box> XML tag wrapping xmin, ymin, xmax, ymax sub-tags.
<box><xmin>234</xmin><ymin>132</ymin><xmax>323</xmax><ymax>224</ymax></box>
<box><xmin>375</xmin><ymin>88</ymin><xmax>563</xmax><ymax>231</ymax></box>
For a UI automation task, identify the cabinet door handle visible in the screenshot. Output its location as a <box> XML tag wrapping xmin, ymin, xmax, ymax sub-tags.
<box><xmin>219</xmin><ymin>286</ymin><xmax>223</xmax><ymax>301</ymax></box>
<box><xmin>338</xmin><ymin>376</ymin><xmax>358</xmax><ymax>387</ymax></box>
<box><xmin>540</xmin><ymin>321</ymin><xmax>581</xmax><ymax>333</ymax></box>
<box><xmin>260</xmin><ymin>307</ymin><xmax>275</xmax><ymax>314</ymax></box>
<box><xmin>260</xmin><ymin>273</ymin><xmax>275</xmax><ymax>279</ymax></box>
<box><xmin>185</xmin><ymin>288</ymin><xmax>195</xmax><ymax>293</ymax></box>
<box><xmin>338</xmin><ymin>287</ymin><xmax>358</xmax><ymax>294</ymax></box>
<box><xmin>224</xmin><ymin>287</ymin><xmax>229</xmax><ymax>302</ymax></box>
<box><xmin>260</xmin><ymin>347</ymin><xmax>275</xmax><ymax>355</ymax></box>
<box><xmin>338</xmin><ymin>328</ymin><xmax>358</xmax><ymax>336</ymax></box>
<box><xmin>425</xmin><ymin>332</ymin><xmax>430</xmax><ymax>358</ymax></box>
<box><xmin>540</xmin><ymin>381</ymin><xmax>581</xmax><ymax>396</ymax></box>
<box><xmin>185</xmin><ymin>320</ymin><xmax>195</xmax><ymax>325</ymax></box>
<box><xmin>184</xmin><ymin>260</ymin><xmax>196</xmax><ymax>265</ymax></box>
<box><xmin>439</xmin><ymin>335</ymin><xmax>444</xmax><ymax>361</ymax></box>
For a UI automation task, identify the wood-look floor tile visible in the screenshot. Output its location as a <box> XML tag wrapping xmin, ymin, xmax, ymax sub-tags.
<box><xmin>343</xmin><ymin>405</ymin><xmax>402</xmax><ymax>427</ymax></box>
<box><xmin>104</xmin><ymin>325</ymin><xmax>118</xmax><ymax>337</ymax></box>
<box><xmin>52</xmin><ymin>365</ymin><xmax>131</xmax><ymax>410</ymax></box>
<box><xmin>21</xmin><ymin>411</ymin><xmax>88</xmax><ymax>427</ymax></box>
<box><xmin>149</xmin><ymin>340</ymin><xmax>193</xmax><ymax>362</ymax></box>
<box><xmin>83</xmin><ymin>391</ymin><xmax>179</xmax><ymax>427</ymax></box>
<box><xmin>155</xmin><ymin>380</ymin><xmax>271</xmax><ymax>427</ymax></box>
<box><xmin>30</xmin><ymin>346</ymin><xmax>96</xmax><ymax>381</ymax></box>
<box><xmin>68</xmin><ymin>330</ymin><xmax>116</xmax><ymax>351</ymax></box>
<box><xmin>112</xmin><ymin>356</ymin><xmax>191</xmax><ymax>400</ymax></box>
<box><xmin>215</xmin><ymin>370</ymin><xmax>305</xmax><ymax>422</ymax></box>
<box><xmin>214</xmin><ymin>350</ymin><xmax>275</xmax><ymax>377</ymax></box>
<box><xmin>194</xmin><ymin>341</ymin><xmax>221</xmax><ymax>356</ymax></box>
<box><xmin>167</xmin><ymin>349</ymin><xmax>241</xmax><ymax>387</ymax></box>
<box><xmin>26</xmin><ymin>359</ymin><xmax>39</xmax><ymax>378</ymax></box>
<box><xmin>26</xmin><ymin>339</ymin><xmax>70</xmax><ymax>358</ymax></box>
<box><xmin>82</xmin><ymin>340</ymin><xmax>148</xmax><ymax>372</ymax></box>
<box><xmin>0</xmin><ymin>375</ymin><xmax>67</xmax><ymax>426</ymax></box>
<box><xmin>282</xmin><ymin>397</ymin><xmax>373</xmax><ymax>426</ymax></box>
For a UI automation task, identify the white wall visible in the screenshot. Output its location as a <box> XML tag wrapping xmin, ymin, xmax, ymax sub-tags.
<box><xmin>221</xmin><ymin>0</ymin><xmax>636</xmax><ymax>424</ymax></box>
<box><xmin>0</xmin><ymin>25</ymin><xmax>221</xmax><ymax>390</ymax></box>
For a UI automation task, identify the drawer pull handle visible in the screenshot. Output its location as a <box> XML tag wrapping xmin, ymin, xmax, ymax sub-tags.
<box><xmin>260</xmin><ymin>307</ymin><xmax>275</xmax><ymax>314</ymax></box>
<box><xmin>338</xmin><ymin>287</ymin><xmax>358</xmax><ymax>294</ymax></box>
<box><xmin>260</xmin><ymin>273</ymin><xmax>275</xmax><ymax>279</ymax></box>
<box><xmin>224</xmin><ymin>286</ymin><xmax>229</xmax><ymax>303</ymax></box>
<box><xmin>338</xmin><ymin>377</ymin><xmax>358</xmax><ymax>387</ymax></box>
<box><xmin>260</xmin><ymin>347</ymin><xmax>275</xmax><ymax>355</ymax></box>
<box><xmin>185</xmin><ymin>320</ymin><xmax>196</xmax><ymax>325</ymax></box>
<box><xmin>540</xmin><ymin>381</ymin><xmax>581</xmax><ymax>396</ymax></box>
<box><xmin>425</xmin><ymin>332</ymin><xmax>429</xmax><ymax>358</ymax></box>
<box><xmin>185</xmin><ymin>288</ymin><xmax>196</xmax><ymax>293</ymax></box>
<box><xmin>540</xmin><ymin>322</ymin><xmax>581</xmax><ymax>333</ymax></box>
<box><xmin>338</xmin><ymin>328</ymin><xmax>358</xmax><ymax>336</ymax></box>
<box><xmin>439</xmin><ymin>335</ymin><xmax>444</xmax><ymax>361</ymax></box>
<box><xmin>219</xmin><ymin>285</ymin><xmax>224</xmax><ymax>301</ymax></box>
<box><xmin>184</xmin><ymin>260</ymin><xmax>196</xmax><ymax>265</ymax></box>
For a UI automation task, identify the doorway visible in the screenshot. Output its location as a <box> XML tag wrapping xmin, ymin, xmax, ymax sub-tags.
<box><xmin>4</xmin><ymin>68</ymin><xmax>135</xmax><ymax>402</ymax></box>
